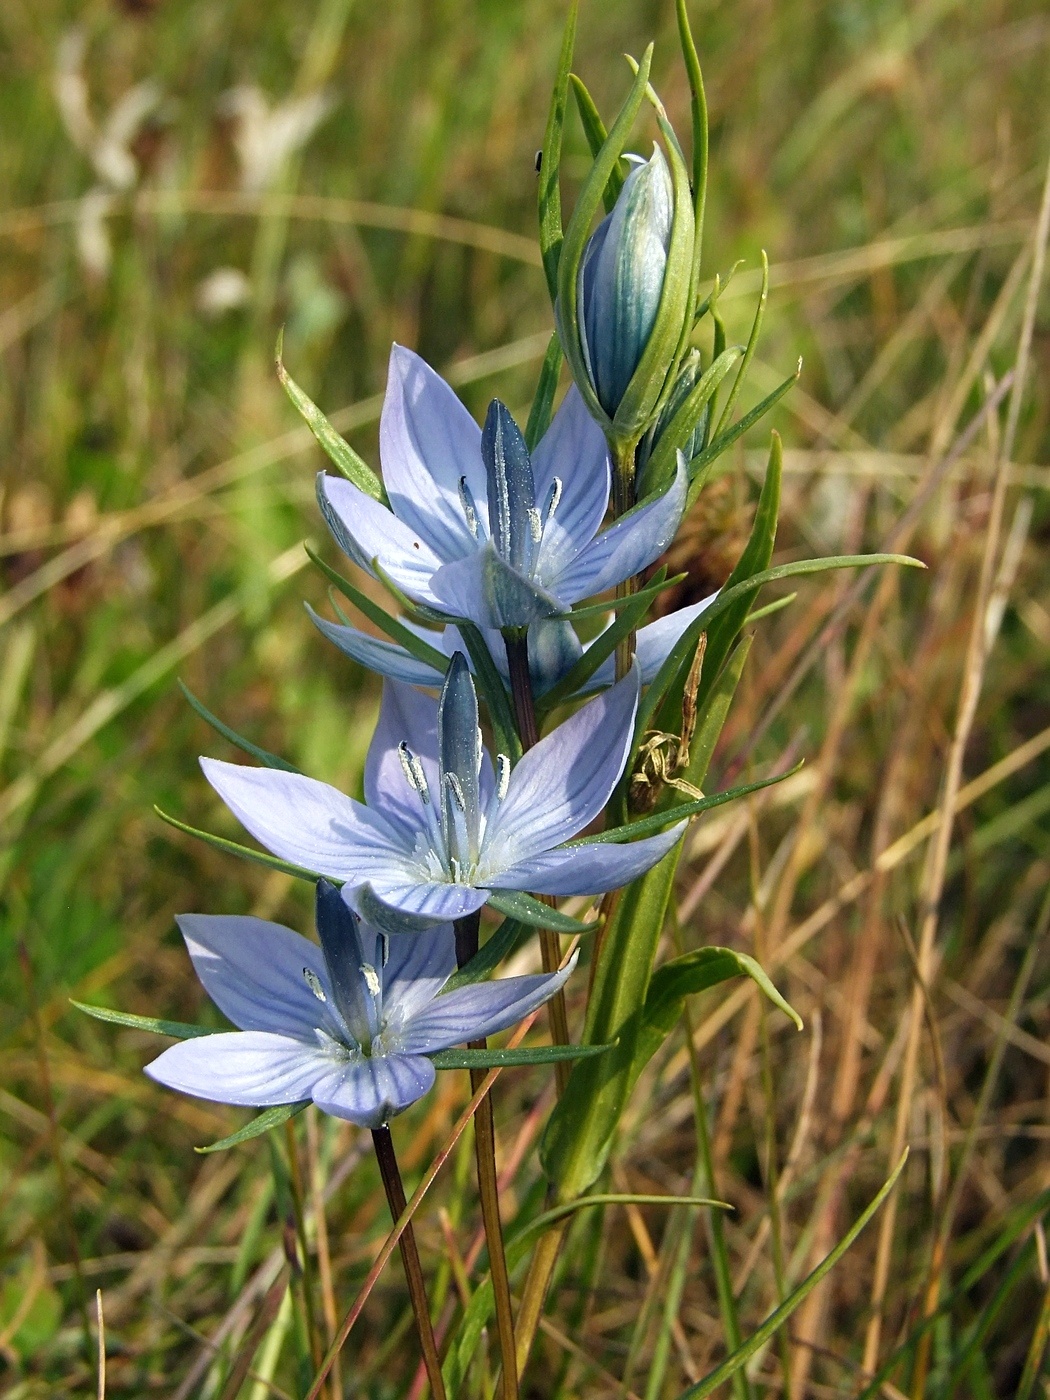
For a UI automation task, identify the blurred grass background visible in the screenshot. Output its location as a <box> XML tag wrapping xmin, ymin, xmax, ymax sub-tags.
<box><xmin>2</xmin><ymin>0</ymin><xmax>1049</xmax><ymax>1394</ymax></box>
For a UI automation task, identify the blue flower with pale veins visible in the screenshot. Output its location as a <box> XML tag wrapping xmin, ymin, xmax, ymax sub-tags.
<box><xmin>310</xmin><ymin>593</ymin><xmax>717</xmax><ymax>700</ymax></box>
<box><xmin>316</xmin><ymin>344</ymin><xmax>686</xmax><ymax>634</ymax></box>
<box><xmin>201</xmin><ymin>655</ymin><xmax>686</xmax><ymax>933</ymax></box>
<box><xmin>573</xmin><ymin>148</ymin><xmax>674</xmax><ymax>418</ymax></box>
<box><xmin>146</xmin><ymin>882</ymin><xmax>576</xmax><ymax>1129</ymax></box>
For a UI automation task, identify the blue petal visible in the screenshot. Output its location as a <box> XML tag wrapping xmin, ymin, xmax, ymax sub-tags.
<box><xmin>348</xmin><ymin>880</ymin><xmax>489</xmax><ymax>934</ymax></box>
<box><xmin>383</xmin><ymin>925</ymin><xmax>457</xmax><ymax>1023</ymax></box>
<box><xmin>394</xmin><ymin>952</ymin><xmax>578</xmax><ymax>1055</ymax></box>
<box><xmin>310</xmin><ymin>1052</ymin><xmax>436</xmax><ymax>1128</ymax></box>
<box><xmin>529</xmin><ymin>618</ymin><xmax>584</xmax><ymax>696</ymax></box>
<box><xmin>175</xmin><ymin>913</ymin><xmax>331</xmax><ymax>1041</ymax></box>
<box><xmin>201</xmin><ymin>758</ymin><xmax>413</xmax><ymax>881</ymax></box>
<box><xmin>429</xmin><ymin>542</ymin><xmax>565</xmax><ymax>631</ymax></box>
<box><xmin>497</xmin><ymin>822</ymin><xmax>686</xmax><ymax>895</ymax></box>
<box><xmin>306</xmin><ymin>605</ymin><xmax>444</xmax><ymax>687</ymax></box>
<box><xmin>532</xmin><ymin>387</ymin><xmax>611</xmax><ymax>581</ymax></box>
<box><xmin>379</xmin><ymin>344</ymin><xmax>487</xmax><ymax>561</ymax></box>
<box><xmin>581</xmin><ymin>590</ymin><xmax>720</xmax><ymax>695</ymax></box>
<box><xmin>482</xmin><ymin>669</ymin><xmax>640</xmax><ymax>871</ymax></box>
<box><xmin>364</xmin><ymin>680</ymin><xmax>442</xmax><ymax>845</ymax></box>
<box><xmin>146</xmin><ymin>1031</ymin><xmax>327</xmax><ymax>1106</ymax></box>
<box><xmin>552</xmin><ymin>455</ymin><xmax>687</xmax><ymax>604</ymax></box>
<box><xmin>317</xmin><ymin>474</ymin><xmax>445</xmax><ymax>604</ymax></box>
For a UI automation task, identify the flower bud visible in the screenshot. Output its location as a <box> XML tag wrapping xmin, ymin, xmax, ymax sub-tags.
<box><xmin>573</xmin><ymin>147</ymin><xmax>674</xmax><ymax>420</ymax></box>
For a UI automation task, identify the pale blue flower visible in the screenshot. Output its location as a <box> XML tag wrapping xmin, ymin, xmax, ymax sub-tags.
<box><xmin>145</xmin><ymin>882</ymin><xmax>575</xmax><ymax>1129</ymax></box>
<box><xmin>309</xmin><ymin>591</ymin><xmax>717</xmax><ymax>699</ymax></box>
<box><xmin>572</xmin><ymin>148</ymin><xmax>674</xmax><ymax>418</ymax></box>
<box><xmin>201</xmin><ymin>656</ymin><xmax>685</xmax><ymax>934</ymax></box>
<box><xmin>316</xmin><ymin>344</ymin><xmax>686</xmax><ymax>633</ymax></box>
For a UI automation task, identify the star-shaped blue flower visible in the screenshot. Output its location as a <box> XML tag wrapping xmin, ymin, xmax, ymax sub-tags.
<box><xmin>316</xmin><ymin>345</ymin><xmax>686</xmax><ymax>634</ymax></box>
<box><xmin>146</xmin><ymin>882</ymin><xmax>576</xmax><ymax>1129</ymax></box>
<box><xmin>201</xmin><ymin>656</ymin><xmax>685</xmax><ymax>933</ymax></box>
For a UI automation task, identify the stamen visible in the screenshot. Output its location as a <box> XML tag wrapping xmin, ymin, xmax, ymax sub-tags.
<box><xmin>378</xmin><ymin>931</ymin><xmax>389</xmax><ymax>967</ymax></box>
<box><xmin>458</xmin><ymin>476</ymin><xmax>480</xmax><ymax>539</ymax></box>
<box><xmin>360</xmin><ymin>963</ymin><xmax>381</xmax><ymax>998</ymax></box>
<box><xmin>303</xmin><ymin>968</ymin><xmax>327</xmax><ymax>1002</ymax></box>
<box><xmin>528</xmin><ymin>506</ymin><xmax>543</xmax><ymax>543</ymax></box>
<box><xmin>543</xmin><ymin>476</ymin><xmax>563</xmax><ymax>523</ymax></box>
<box><xmin>444</xmin><ymin>771</ymin><xmax>466</xmax><ymax>811</ymax></box>
<box><xmin>495</xmin><ymin>753</ymin><xmax>511</xmax><ymax>801</ymax></box>
<box><xmin>398</xmin><ymin>741</ymin><xmax>431</xmax><ymax>804</ymax></box>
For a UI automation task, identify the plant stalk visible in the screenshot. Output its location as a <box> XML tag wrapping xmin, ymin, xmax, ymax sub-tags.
<box><xmin>454</xmin><ymin>911</ymin><xmax>520</xmax><ymax>1400</ymax></box>
<box><xmin>503</xmin><ymin>630</ymin><xmax>572</xmax><ymax>1093</ymax></box>
<box><xmin>370</xmin><ymin>1125</ymin><xmax>448</xmax><ymax>1400</ymax></box>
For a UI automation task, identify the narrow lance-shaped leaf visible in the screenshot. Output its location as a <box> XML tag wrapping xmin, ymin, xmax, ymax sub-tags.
<box><xmin>687</xmin><ymin>361</ymin><xmax>800</xmax><ymax>506</ymax></box>
<box><xmin>569</xmin><ymin>73</ymin><xmax>625</xmax><ymax>213</ymax></box>
<box><xmin>430</xmin><ymin>1042</ymin><xmax>612</xmax><ymax>1070</ymax></box>
<box><xmin>487</xmin><ymin>888</ymin><xmax>596</xmax><ymax>935</ymax></box>
<box><xmin>155</xmin><ymin>807</ymin><xmax>323</xmax><ymax>885</ymax></box>
<box><xmin>276</xmin><ymin>332</ymin><xmax>386</xmax><ymax>504</ymax></box>
<box><xmin>524</xmin><ymin>333</ymin><xmax>564</xmax><ymax>451</ymax></box>
<box><xmin>72</xmin><ymin>999</ymin><xmax>215</xmax><ymax>1040</ymax></box>
<box><xmin>197</xmin><ymin>1102</ymin><xmax>309</xmax><ymax>1155</ymax></box>
<box><xmin>443</xmin><ymin>918</ymin><xmax>533</xmax><ymax>993</ymax></box>
<box><xmin>639</xmin><ymin>345</ymin><xmax>742</xmax><ymax>497</ymax></box>
<box><xmin>713</xmin><ymin>249</ymin><xmax>768</xmax><ymax>441</ymax></box>
<box><xmin>538</xmin><ymin>0</ymin><xmax>578</xmax><ymax>302</ymax></box>
<box><xmin>676</xmin><ymin>0</ymin><xmax>709</xmax><ymax>293</ymax></box>
<box><xmin>178</xmin><ymin>681</ymin><xmax>300</xmax><ymax>773</ymax></box>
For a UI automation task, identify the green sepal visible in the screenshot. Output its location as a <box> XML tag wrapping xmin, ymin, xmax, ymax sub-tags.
<box><xmin>306</xmin><ymin>546</ymin><xmax>450</xmax><ymax>674</ymax></box>
<box><xmin>456</xmin><ymin>622</ymin><xmax>521</xmax><ymax>762</ymax></box>
<box><xmin>538</xmin><ymin>0</ymin><xmax>578</xmax><ymax>303</ymax></box>
<box><xmin>638</xmin><ymin>345</ymin><xmax>742</xmax><ymax>497</ymax></box>
<box><xmin>486</xmin><ymin>889</ymin><xmax>596</xmax><ymax>934</ymax></box>
<box><xmin>155</xmin><ymin>807</ymin><xmax>323</xmax><ymax>885</ymax></box>
<box><xmin>535</xmin><ymin>573</ymin><xmax>670</xmax><ymax>714</ymax></box>
<box><xmin>569</xmin><ymin>74</ymin><xmax>625</xmax><ymax>213</ymax></box>
<box><xmin>72</xmin><ymin>999</ymin><xmax>215</xmax><ymax>1040</ymax></box>
<box><xmin>442</xmin><ymin>918</ymin><xmax>533</xmax><ymax>993</ymax></box>
<box><xmin>429</xmin><ymin>1042</ymin><xmax>612</xmax><ymax>1070</ymax></box>
<box><xmin>712</xmin><ymin>250</ymin><xmax>768</xmax><ymax>442</ymax></box>
<box><xmin>687</xmin><ymin>361</ymin><xmax>800</xmax><ymax>508</ymax></box>
<box><xmin>197</xmin><ymin>1101</ymin><xmax>309</xmax><ymax>1155</ymax></box>
<box><xmin>276</xmin><ymin>331</ymin><xmax>386</xmax><ymax>504</ymax></box>
<box><xmin>556</xmin><ymin>45</ymin><xmax>654</xmax><ymax>431</ymax></box>
<box><xmin>524</xmin><ymin>333</ymin><xmax>564</xmax><ymax>451</ymax></box>
<box><xmin>178</xmin><ymin>680</ymin><xmax>300</xmax><ymax>773</ymax></box>
<box><xmin>676</xmin><ymin>1153</ymin><xmax>908</xmax><ymax>1399</ymax></box>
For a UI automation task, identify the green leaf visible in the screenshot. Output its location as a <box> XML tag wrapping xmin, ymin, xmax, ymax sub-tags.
<box><xmin>71</xmin><ymin>1000</ymin><xmax>215</xmax><ymax>1040</ymax></box>
<box><xmin>155</xmin><ymin>807</ymin><xmax>323</xmax><ymax>885</ymax></box>
<box><xmin>429</xmin><ymin>1042</ymin><xmax>612</xmax><ymax>1069</ymax></box>
<box><xmin>456</xmin><ymin>622</ymin><xmax>521</xmax><ymax>761</ymax></box>
<box><xmin>675</xmin><ymin>1153</ymin><xmax>908</xmax><ymax>1398</ymax></box>
<box><xmin>638</xmin><ymin>345</ymin><xmax>742</xmax><ymax>497</ymax></box>
<box><xmin>565</xmin><ymin>568</ymin><xmax>682</xmax><ymax>625</ymax></box>
<box><xmin>524</xmin><ymin>333</ymin><xmax>564</xmax><ymax>452</ymax></box>
<box><xmin>641</xmin><ymin>946</ymin><xmax>802</xmax><ymax>1051</ymax></box>
<box><xmin>196</xmin><ymin>1101</ymin><xmax>309</xmax><ymax>1155</ymax></box>
<box><xmin>569</xmin><ymin>74</ymin><xmax>624</xmax><ymax>213</ymax></box>
<box><xmin>486</xmin><ymin>889</ymin><xmax>596</xmax><ymax>934</ymax></box>
<box><xmin>276</xmin><ymin>332</ymin><xmax>386</xmax><ymax>503</ymax></box>
<box><xmin>576</xmin><ymin>765</ymin><xmax>799</xmax><ymax>848</ymax></box>
<box><xmin>535</xmin><ymin>579</ymin><xmax>665</xmax><ymax>713</ymax></box>
<box><xmin>676</xmin><ymin>0</ymin><xmax>709</xmax><ymax>285</ymax></box>
<box><xmin>538</xmin><ymin>0</ymin><xmax>578</xmax><ymax>302</ymax></box>
<box><xmin>713</xmin><ymin>250</ymin><xmax>768</xmax><ymax>442</ymax></box>
<box><xmin>178</xmin><ymin>681</ymin><xmax>300</xmax><ymax>773</ymax></box>
<box><xmin>442</xmin><ymin>918</ymin><xmax>532</xmax><ymax>993</ymax></box>
<box><xmin>306</xmin><ymin>546</ymin><xmax>450</xmax><ymax>674</ymax></box>
<box><xmin>556</xmin><ymin>45</ymin><xmax>654</xmax><ymax>430</ymax></box>
<box><xmin>687</xmin><ymin>362</ymin><xmax>800</xmax><ymax>507</ymax></box>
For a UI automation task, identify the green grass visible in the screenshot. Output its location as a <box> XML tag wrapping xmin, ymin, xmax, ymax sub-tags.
<box><xmin>1</xmin><ymin>0</ymin><xmax>1049</xmax><ymax>1394</ymax></box>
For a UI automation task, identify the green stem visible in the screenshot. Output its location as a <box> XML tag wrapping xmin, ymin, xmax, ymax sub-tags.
<box><xmin>503</xmin><ymin>630</ymin><xmax>571</xmax><ymax>1094</ymax></box>
<box><xmin>454</xmin><ymin>912</ymin><xmax>520</xmax><ymax>1400</ymax></box>
<box><xmin>371</xmin><ymin>1125</ymin><xmax>447</xmax><ymax>1400</ymax></box>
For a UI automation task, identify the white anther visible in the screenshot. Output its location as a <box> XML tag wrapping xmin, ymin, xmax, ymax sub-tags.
<box><xmin>528</xmin><ymin>506</ymin><xmax>543</xmax><ymax>543</ymax></box>
<box><xmin>458</xmin><ymin>476</ymin><xmax>480</xmax><ymax>539</ymax></box>
<box><xmin>360</xmin><ymin>963</ymin><xmax>381</xmax><ymax>998</ymax></box>
<box><xmin>303</xmin><ymin>968</ymin><xmax>327</xmax><ymax>1002</ymax></box>
<box><xmin>444</xmin><ymin>771</ymin><xmax>466</xmax><ymax>811</ymax></box>
<box><xmin>543</xmin><ymin>476</ymin><xmax>563</xmax><ymax>523</ymax></box>
<box><xmin>495</xmin><ymin>753</ymin><xmax>511</xmax><ymax>801</ymax></box>
<box><xmin>378</xmin><ymin>932</ymin><xmax>390</xmax><ymax>967</ymax></box>
<box><xmin>398</xmin><ymin>741</ymin><xmax>431</xmax><ymax>804</ymax></box>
